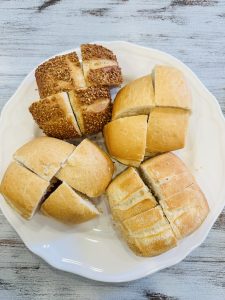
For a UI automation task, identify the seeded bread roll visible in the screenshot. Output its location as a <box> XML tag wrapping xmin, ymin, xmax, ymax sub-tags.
<box><xmin>69</xmin><ymin>87</ymin><xmax>112</xmax><ymax>135</ymax></box>
<box><xmin>35</xmin><ymin>52</ymin><xmax>86</xmax><ymax>98</ymax></box>
<box><xmin>14</xmin><ymin>136</ymin><xmax>75</xmax><ymax>181</ymax></box>
<box><xmin>146</xmin><ymin>107</ymin><xmax>190</xmax><ymax>155</ymax></box>
<box><xmin>154</xmin><ymin>65</ymin><xmax>192</xmax><ymax>110</ymax></box>
<box><xmin>0</xmin><ymin>162</ymin><xmax>50</xmax><ymax>220</ymax></box>
<box><xmin>81</xmin><ymin>44</ymin><xmax>123</xmax><ymax>87</ymax></box>
<box><xmin>104</xmin><ymin>115</ymin><xmax>148</xmax><ymax>167</ymax></box>
<box><xmin>41</xmin><ymin>182</ymin><xmax>100</xmax><ymax>224</ymax></box>
<box><xmin>140</xmin><ymin>153</ymin><xmax>209</xmax><ymax>239</ymax></box>
<box><xmin>56</xmin><ymin>138</ymin><xmax>114</xmax><ymax>197</ymax></box>
<box><xmin>29</xmin><ymin>93</ymin><xmax>82</xmax><ymax>140</ymax></box>
<box><xmin>112</xmin><ymin>75</ymin><xmax>155</xmax><ymax>120</ymax></box>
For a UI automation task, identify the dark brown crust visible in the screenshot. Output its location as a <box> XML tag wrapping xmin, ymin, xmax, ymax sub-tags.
<box><xmin>87</xmin><ymin>66</ymin><xmax>123</xmax><ymax>87</ymax></box>
<box><xmin>82</xmin><ymin>103</ymin><xmax>112</xmax><ymax>135</ymax></box>
<box><xmin>35</xmin><ymin>52</ymin><xmax>80</xmax><ymax>98</ymax></box>
<box><xmin>75</xmin><ymin>87</ymin><xmax>111</xmax><ymax>105</ymax></box>
<box><xmin>81</xmin><ymin>44</ymin><xmax>117</xmax><ymax>61</ymax></box>
<box><xmin>29</xmin><ymin>96</ymin><xmax>81</xmax><ymax>140</ymax></box>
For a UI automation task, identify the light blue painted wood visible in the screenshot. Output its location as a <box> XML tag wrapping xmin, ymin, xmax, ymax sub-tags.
<box><xmin>0</xmin><ymin>1</ymin><xmax>225</xmax><ymax>299</ymax></box>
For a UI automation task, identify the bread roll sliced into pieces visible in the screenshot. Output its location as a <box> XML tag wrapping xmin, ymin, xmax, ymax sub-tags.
<box><xmin>81</xmin><ymin>44</ymin><xmax>122</xmax><ymax>87</ymax></box>
<box><xmin>154</xmin><ymin>65</ymin><xmax>192</xmax><ymax>110</ymax></box>
<box><xmin>112</xmin><ymin>75</ymin><xmax>155</xmax><ymax>120</ymax></box>
<box><xmin>35</xmin><ymin>52</ymin><xmax>86</xmax><ymax>98</ymax></box>
<box><xmin>29</xmin><ymin>93</ymin><xmax>82</xmax><ymax>140</ymax></box>
<box><xmin>104</xmin><ymin>115</ymin><xmax>148</xmax><ymax>167</ymax></box>
<box><xmin>14</xmin><ymin>136</ymin><xmax>75</xmax><ymax>181</ymax></box>
<box><xmin>56</xmin><ymin>139</ymin><xmax>114</xmax><ymax>197</ymax></box>
<box><xmin>140</xmin><ymin>153</ymin><xmax>195</xmax><ymax>200</ymax></box>
<box><xmin>121</xmin><ymin>206</ymin><xmax>177</xmax><ymax>256</ymax></box>
<box><xmin>41</xmin><ymin>182</ymin><xmax>100</xmax><ymax>224</ymax></box>
<box><xmin>146</xmin><ymin>107</ymin><xmax>190</xmax><ymax>154</ymax></box>
<box><xmin>69</xmin><ymin>87</ymin><xmax>112</xmax><ymax>135</ymax></box>
<box><xmin>160</xmin><ymin>183</ymin><xmax>209</xmax><ymax>239</ymax></box>
<box><xmin>0</xmin><ymin>162</ymin><xmax>50</xmax><ymax>220</ymax></box>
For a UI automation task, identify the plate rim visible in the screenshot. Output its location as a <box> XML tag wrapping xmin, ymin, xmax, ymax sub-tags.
<box><xmin>0</xmin><ymin>40</ymin><xmax>225</xmax><ymax>282</ymax></box>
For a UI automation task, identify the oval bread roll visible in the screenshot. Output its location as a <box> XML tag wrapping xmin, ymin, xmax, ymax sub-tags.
<box><xmin>41</xmin><ymin>182</ymin><xmax>100</xmax><ymax>224</ymax></box>
<box><xmin>104</xmin><ymin>115</ymin><xmax>148</xmax><ymax>167</ymax></box>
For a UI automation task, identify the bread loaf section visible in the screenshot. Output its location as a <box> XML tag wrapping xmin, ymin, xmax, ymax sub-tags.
<box><xmin>104</xmin><ymin>65</ymin><xmax>192</xmax><ymax>166</ymax></box>
<box><xmin>106</xmin><ymin>153</ymin><xmax>209</xmax><ymax>256</ymax></box>
<box><xmin>1</xmin><ymin>137</ymin><xmax>114</xmax><ymax>223</ymax></box>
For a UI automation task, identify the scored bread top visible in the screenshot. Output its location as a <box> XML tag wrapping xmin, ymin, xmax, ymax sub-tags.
<box><xmin>104</xmin><ymin>115</ymin><xmax>148</xmax><ymax>167</ymax></box>
<box><xmin>0</xmin><ymin>162</ymin><xmax>50</xmax><ymax>220</ymax></box>
<box><xmin>35</xmin><ymin>52</ymin><xmax>86</xmax><ymax>98</ymax></box>
<box><xmin>146</xmin><ymin>107</ymin><xmax>190</xmax><ymax>154</ymax></box>
<box><xmin>29</xmin><ymin>93</ymin><xmax>82</xmax><ymax>140</ymax></box>
<box><xmin>112</xmin><ymin>75</ymin><xmax>155</xmax><ymax>120</ymax></box>
<box><xmin>154</xmin><ymin>65</ymin><xmax>192</xmax><ymax>110</ymax></box>
<box><xmin>56</xmin><ymin>138</ymin><xmax>114</xmax><ymax>197</ymax></box>
<box><xmin>41</xmin><ymin>182</ymin><xmax>100</xmax><ymax>224</ymax></box>
<box><xmin>14</xmin><ymin>136</ymin><xmax>75</xmax><ymax>181</ymax></box>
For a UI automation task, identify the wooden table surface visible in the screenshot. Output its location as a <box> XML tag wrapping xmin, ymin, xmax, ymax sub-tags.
<box><xmin>0</xmin><ymin>1</ymin><xmax>225</xmax><ymax>299</ymax></box>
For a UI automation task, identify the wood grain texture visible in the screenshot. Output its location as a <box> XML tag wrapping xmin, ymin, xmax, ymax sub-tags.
<box><xmin>0</xmin><ymin>0</ymin><xmax>225</xmax><ymax>299</ymax></box>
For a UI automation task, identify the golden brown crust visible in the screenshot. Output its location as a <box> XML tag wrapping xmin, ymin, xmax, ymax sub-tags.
<box><xmin>29</xmin><ymin>93</ymin><xmax>81</xmax><ymax>140</ymax></box>
<box><xmin>112</xmin><ymin>75</ymin><xmax>155</xmax><ymax>120</ymax></box>
<box><xmin>87</xmin><ymin>66</ymin><xmax>123</xmax><ymax>86</ymax></box>
<box><xmin>74</xmin><ymin>86</ymin><xmax>110</xmax><ymax>105</ymax></box>
<box><xmin>35</xmin><ymin>52</ymin><xmax>85</xmax><ymax>98</ymax></box>
<box><xmin>146</xmin><ymin>107</ymin><xmax>190</xmax><ymax>154</ymax></box>
<box><xmin>103</xmin><ymin>115</ymin><xmax>148</xmax><ymax>167</ymax></box>
<box><xmin>0</xmin><ymin>162</ymin><xmax>50</xmax><ymax>220</ymax></box>
<box><xmin>41</xmin><ymin>182</ymin><xmax>99</xmax><ymax>224</ymax></box>
<box><xmin>56</xmin><ymin>139</ymin><xmax>114</xmax><ymax>197</ymax></box>
<box><xmin>14</xmin><ymin>136</ymin><xmax>75</xmax><ymax>181</ymax></box>
<box><xmin>154</xmin><ymin>65</ymin><xmax>192</xmax><ymax>110</ymax></box>
<box><xmin>81</xmin><ymin>44</ymin><xmax>117</xmax><ymax>61</ymax></box>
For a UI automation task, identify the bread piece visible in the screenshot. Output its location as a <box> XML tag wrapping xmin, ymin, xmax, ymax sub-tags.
<box><xmin>154</xmin><ymin>65</ymin><xmax>192</xmax><ymax>110</ymax></box>
<box><xmin>160</xmin><ymin>183</ymin><xmax>209</xmax><ymax>239</ymax></box>
<box><xmin>140</xmin><ymin>153</ymin><xmax>195</xmax><ymax>200</ymax></box>
<box><xmin>81</xmin><ymin>44</ymin><xmax>122</xmax><ymax>87</ymax></box>
<box><xmin>106</xmin><ymin>167</ymin><xmax>156</xmax><ymax>208</ymax></box>
<box><xmin>69</xmin><ymin>87</ymin><xmax>112</xmax><ymax>135</ymax></box>
<box><xmin>56</xmin><ymin>139</ymin><xmax>114</xmax><ymax>197</ymax></box>
<box><xmin>146</xmin><ymin>107</ymin><xmax>190</xmax><ymax>154</ymax></box>
<box><xmin>29</xmin><ymin>93</ymin><xmax>82</xmax><ymax>139</ymax></box>
<box><xmin>104</xmin><ymin>115</ymin><xmax>148</xmax><ymax>167</ymax></box>
<box><xmin>121</xmin><ymin>206</ymin><xmax>177</xmax><ymax>256</ymax></box>
<box><xmin>112</xmin><ymin>75</ymin><xmax>155</xmax><ymax>120</ymax></box>
<box><xmin>41</xmin><ymin>182</ymin><xmax>99</xmax><ymax>224</ymax></box>
<box><xmin>35</xmin><ymin>52</ymin><xmax>86</xmax><ymax>98</ymax></box>
<box><xmin>14</xmin><ymin>136</ymin><xmax>75</xmax><ymax>181</ymax></box>
<box><xmin>0</xmin><ymin>162</ymin><xmax>50</xmax><ymax>220</ymax></box>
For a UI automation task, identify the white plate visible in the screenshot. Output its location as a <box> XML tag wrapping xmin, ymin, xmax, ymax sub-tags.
<box><xmin>0</xmin><ymin>41</ymin><xmax>225</xmax><ymax>283</ymax></box>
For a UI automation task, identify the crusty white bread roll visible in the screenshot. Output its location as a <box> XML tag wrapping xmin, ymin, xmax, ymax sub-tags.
<box><xmin>140</xmin><ymin>153</ymin><xmax>209</xmax><ymax>239</ymax></box>
<box><xmin>56</xmin><ymin>138</ymin><xmax>114</xmax><ymax>197</ymax></box>
<box><xmin>104</xmin><ymin>115</ymin><xmax>148</xmax><ymax>167</ymax></box>
<box><xmin>121</xmin><ymin>206</ymin><xmax>177</xmax><ymax>257</ymax></box>
<box><xmin>29</xmin><ymin>93</ymin><xmax>82</xmax><ymax>139</ymax></box>
<box><xmin>69</xmin><ymin>87</ymin><xmax>112</xmax><ymax>135</ymax></box>
<box><xmin>14</xmin><ymin>137</ymin><xmax>75</xmax><ymax>181</ymax></box>
<box><xmin>41</xmin><ymin>182</ymin><xmax>100</xmax><ymax>224</ymax></box>
<box><xmin>154</xmin><ymin>65</ymin><xmax>192</xmax><ymax>110</ymax></box>
<box><xmin>81</xmin><ymin>44</ymin><xmax>123</xmax><ymax>87</ymax></box>
<box><xmin>146</xmin><ymin>107</ymin><xmax>190</xmax><ymax>154</ymax></box>
<box><xmin>0</xmin><ymin>162</ymin><xmax>50</xmax><ymax>220</ymax></box>
<box><xmin>35</xmin><ymin>52</ymin><xmax>86</xmax><ymax>98</ymax></box>
<box><xmin>112</xmin><ymin>75</ymin><xmax>155</xmax><ymax>120</ymax></box>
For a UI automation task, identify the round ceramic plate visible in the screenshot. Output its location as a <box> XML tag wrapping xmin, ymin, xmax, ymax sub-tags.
<box><xmin>0</xmin><ymin>41</ymin><xmax>225</xmax><ymax>283</ymax></box>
